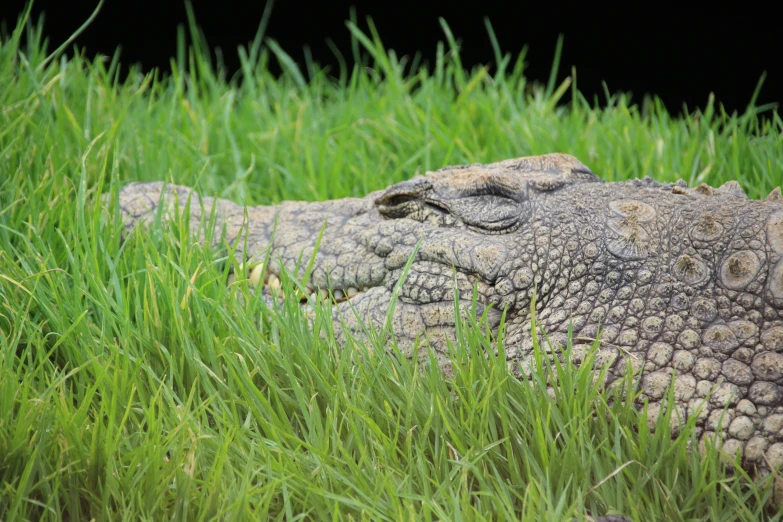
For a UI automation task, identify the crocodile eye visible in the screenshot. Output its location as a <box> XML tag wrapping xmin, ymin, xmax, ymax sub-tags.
<box><xmin>385</xmin><ymin>195</ymin><xmax>417</xmax><ymax>206</ymax></box>
<box><xmin>377</xmin><ymin>194</ymin><xmax>446</xmax><ymax>220</ymax></box>
<box><xmin>376</xmin><ymin>178</ymin><xmax>524</xmax><ymax>233</ymax></box>
<box><xmin>376</xmin><ymin>177</ymin><xmax>453</xmax><ymax>217</ymax></box>
<box><xmin>375</xmin><ymin>178</ymin><xmax>434</xmax><ymax>219</ymax></box>
<box><xmin>447</xmin><ymin>194</ymin><xmax>521</xmax><ymax>233</ymax></box>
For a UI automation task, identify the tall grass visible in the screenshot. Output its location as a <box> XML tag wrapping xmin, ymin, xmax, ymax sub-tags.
<box><xmin>1</xmin><ymin>4</ymin><xmax>782</xmax><ymax>520</ymax></box>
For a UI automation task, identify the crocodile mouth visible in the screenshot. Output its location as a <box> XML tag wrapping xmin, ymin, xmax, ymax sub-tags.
<box><xmin>227</xmin><ymin>261</ymin><xmax>370</xmax><ymax>306</ymax></box>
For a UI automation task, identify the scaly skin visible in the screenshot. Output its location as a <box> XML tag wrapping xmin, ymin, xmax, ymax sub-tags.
<box><xmin>109</xmin><ymin>153</ymin><xmax>783</xmax><ymax>491</ymax></box>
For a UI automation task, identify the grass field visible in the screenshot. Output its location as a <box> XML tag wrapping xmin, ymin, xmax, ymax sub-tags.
<box><xmin>2</xmin><ymin>5</ymin><xmax>783</xmax><ymax>521</ymax></box>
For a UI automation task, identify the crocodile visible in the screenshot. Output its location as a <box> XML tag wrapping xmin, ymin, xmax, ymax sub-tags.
<box><xmin>109</xmin><ymin>153</ymin><xmax>783</xmax><ymax>502</ymax></box>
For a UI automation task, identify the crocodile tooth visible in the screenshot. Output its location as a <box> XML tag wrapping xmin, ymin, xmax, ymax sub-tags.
<box><xmin>318</xmin><ymin>288</ymin><xmax>329</xmax><ymax>299</ymax></box>
<box><xmin>346</xmin><ymin>287</ymin><xmax>359</xmax><ymax>298</ymax></box>
<box><xmin>767</xmin><ymin>187</ymin><xmax>783</xmax><ymax>203</ymax></box>
<box><xmin>249</xmin><ymin>263</ymin><xmax>265</xmax><ymax>287</ymax></box>
<box><xmin>333</xmin><ymin>289</ymin><xmax>345</xmax><ymax>301</ymax></box>
<box><xmin>268</xmin><ymin>274</ymin><xmax>281</xmax><ymax>296</ymax></box>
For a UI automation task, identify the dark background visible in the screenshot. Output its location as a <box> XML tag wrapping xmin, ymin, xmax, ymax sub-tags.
<box><xmin>1</xmin><ymin>1</ymin><xmax>780</xmax><ymax>116</ymax></box>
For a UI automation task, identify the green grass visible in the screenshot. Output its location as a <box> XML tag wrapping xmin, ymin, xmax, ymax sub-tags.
<box><xmin>2</xmin><ymin>4</ymin><xmax>783</xmax><ymax>520</ymax></box>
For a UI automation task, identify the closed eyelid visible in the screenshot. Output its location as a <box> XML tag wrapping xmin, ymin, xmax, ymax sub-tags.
<box><xmin>437</xmin><ymin>174</ymin><xmax>525</xmax><ymax>200</ymax></box>
<box><xmin>466</xmin><ymin>182</ymin><xmax>518</xmax><ymax>198</ymax></box>
<box><xmin>457</xmin><ymin>182</ymin><xmax>524</xmax><ymax>202</ymax></box>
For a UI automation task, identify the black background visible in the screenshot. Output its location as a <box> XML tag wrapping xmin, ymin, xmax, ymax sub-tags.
<box><xmin>1</xmin><ymin>1</ymin><xmax>780</xmax><ymax>116</ymax></box>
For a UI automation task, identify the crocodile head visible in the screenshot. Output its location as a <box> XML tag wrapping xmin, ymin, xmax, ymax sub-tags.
<box><xmin>112</xmin><ymin>153</ymin><xmax>783</xmax><ymax>475</ymax></box>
